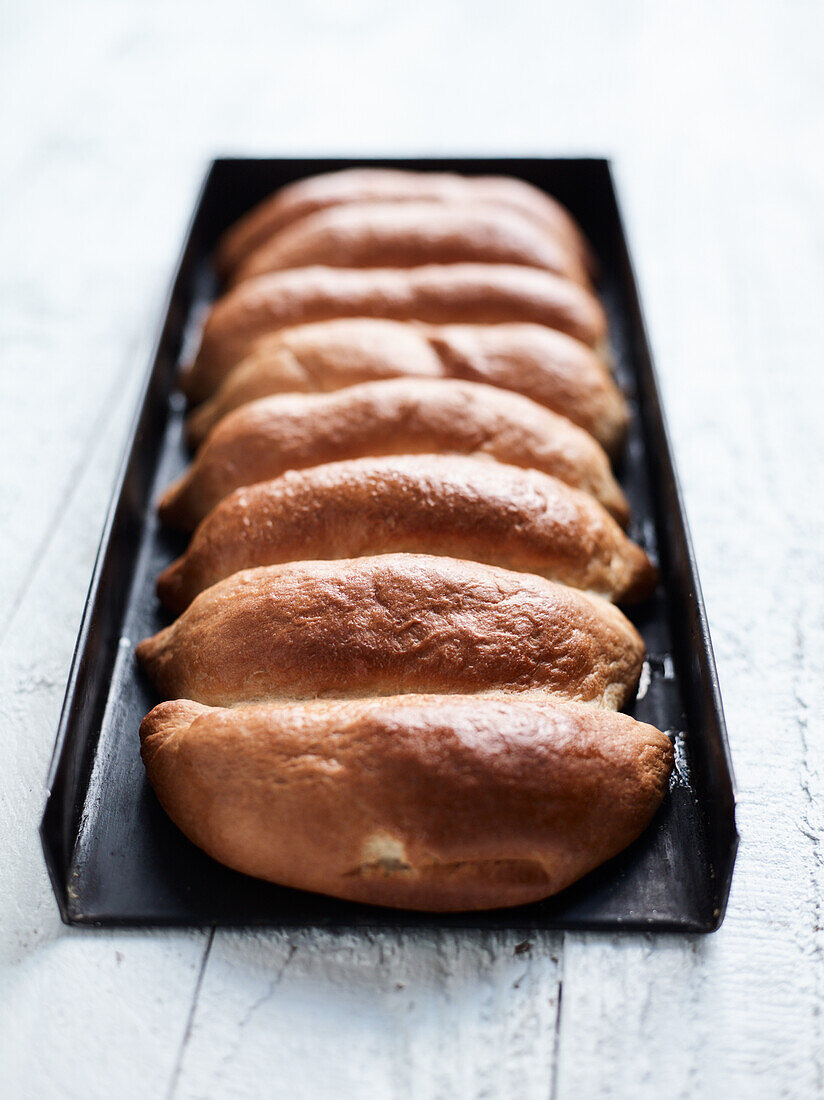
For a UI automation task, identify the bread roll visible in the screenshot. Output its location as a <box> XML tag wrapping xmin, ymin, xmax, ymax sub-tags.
<box><xmin>232</xmin><ymin>201</ymin><xmax>590</xmax><ymax>287</ymax></box>
<box><xmin>136</xmin><ymin>554</ymin><xmax>645</xmax><ymax>709</ymax></box>
<box><xmin>140</xmin><ymin>695</ymin><xmax>672</xmax><ymax>911</ymax></box>
<box><xmin>157</xmin><ymin>456</ymin><xmax>655</xmax><ymax>613</ymax></box>
<box><xmin>161</xmin><ymin>379</ymin><xmax>628</xmax><ymax>531</ymax></box>
<box><xmin>185</xmin><ymin>319</ymin><xmax>627</xmax><ymax>453</ymax></box>
<box><xmin>184</xmin><ymin>265</ymin><xmax>608</xmax><ymax>402</ymax></box>
<box><xmin>216</xmin><ymin>168</ymin><xmax>593</xmax><ymax>278</ymax></box>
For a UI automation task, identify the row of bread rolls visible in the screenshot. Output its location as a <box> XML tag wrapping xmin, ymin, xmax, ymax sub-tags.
<box><xmin>161</xmin><ymin>379</ymin><xmax>629</xmax><ymax>530</ymax></box>
<box><xmin>184</xmin><ymin>320</ymin><xmax>628</xmax><ymax>452</ymax></box>
<box><xmin>184</xmin><ymin>264</ymin><xmax>608</xmax><ymax>401</ymax></box>
<box><xmin>137</xmin><ymin>169</ymin><xmax>672</xmax><ymax>912</ymax></box>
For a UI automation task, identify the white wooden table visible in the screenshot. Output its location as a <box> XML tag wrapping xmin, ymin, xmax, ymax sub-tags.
<box><xmin>2</xmin><ymin>1</ymin><xmax>822</xmax><ymax>1096</ymax></box>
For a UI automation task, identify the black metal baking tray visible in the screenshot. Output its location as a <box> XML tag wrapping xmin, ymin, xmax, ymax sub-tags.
<box><xmin>40</xmin><ymin>157</ymin><xmax>737</xmax><ymax>932</ymax></box>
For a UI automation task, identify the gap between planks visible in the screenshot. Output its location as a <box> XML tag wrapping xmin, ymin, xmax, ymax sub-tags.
<box><xmin>166</xmin><ymin>927</ymin><xmax>217</xmax><ymax>1100</ymax></box>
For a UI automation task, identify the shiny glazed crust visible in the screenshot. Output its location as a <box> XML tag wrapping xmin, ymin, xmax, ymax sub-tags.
<box><xmin>138</xmin><ymin>171</ymin><xmax>671</xmax><ymax>913</ymax></box>
<box><xmin>184</xmin><ymin>264</ymin><xmax>608</xmax><ymax>402</ymax></box>
<box><xmin>215</xmin><ymin>168</ymin><xmax>594</xmax><ymax>277</ymax></box>
<box><xmin>157</xmin><ymin>455</ymin><xmax>656</xmax><ymax>613</ymax></box>
<box><xmin>161</xmin><ymin>378</ymin><xmax>628</xmax><ymax>531</ymax></box>
<box><xmin>136</xmin><ymin>554</ymin><xmax>646</xmax><ymax>709</ymax></box>
<box><xmin>231</xmin><ymin>201</ymin><xmax>590</xmax><ymax>287</ymax></box>
<box><xmin>185</xmin><ymin>319</ymin><xmax>627</xmax><ymax>452</ymax></box>
<box><xmin>140</xmin><ymin>695</ymin><xmax>673</xmax><ymax>911</ymax></box>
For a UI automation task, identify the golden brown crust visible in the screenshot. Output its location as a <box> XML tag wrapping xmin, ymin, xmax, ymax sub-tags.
<box><xmin>136</xmin><ymin>554</ymin><xmax>646</xmax><ymax>710</ymax></box>
<box><xmin>185</xmin><ymin>319</ymin><xmax>627</xmax><ymax>453</ymax></box>
<box><xmin>140</xmin><ymin>695</ymin><xmax>672</xmax><ymax>911</ymax></box>
<box><xmin>161</xmin><ymin>379</ymin><xmax>628</xmax><ymax>531</ymax></box>
<box><xmin>184</xmin><ymin>265</ymin><xmax>608</xmax><ymax>402</ymax></box>
<box><xmin>216</xmin><ymin>168</ymin><xmax>593</xmax><ymax>278</ymax></box>
<box><xmin>157</xmin><ymin>456</ymin><xmax>655</xmax><ymax>613</ymax></box>
<box><xmin>231</xmin><ymin>201</ymin><xmax>590</xmax><ymax>287</ymax></box>
<box><xmin>140</xmin><ymin>170</ymin><xmax>660</xmax><ymax>914</ymax></box>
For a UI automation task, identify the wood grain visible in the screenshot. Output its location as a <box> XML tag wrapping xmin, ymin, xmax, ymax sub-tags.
<box><xmin>1</xmin><ymin>0</ymin><xmax>822</xmax><ymax>1096</ymax></box>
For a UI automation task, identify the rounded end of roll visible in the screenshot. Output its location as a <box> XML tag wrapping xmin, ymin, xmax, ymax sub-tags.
<box><xmin>139</xmin><ymin>698</ymin><xmax>205</xmax><ymax>748</ymax></box>
<box><xmin>601</xmin><ymin>403</ymin><xmax>631</xmax><ymax>461</ymax></box>
<box><xmin>604</xmin><ymin>481</ymin><xmax>631</xmax><ymax>529</ymax></box>
<box><xmin>135</xmin><ymin>626</ymin><xmax>175</xmax><ymax>694</ymax></box>
<box><xmin>177</xmin><ymin>362</ymin><xmax>200</xmax><ymax>403</ymax></box>
<box><xmin>157</xmin><ymin>474</ymin><xmax>197</xmax><ymax>533</ymax></box>
<box><xmin>214</xmin><ymin>244</ymin><xmax>236</xmax><ymax>284</ymax></box>
<box><xmin>620</xmin><ymin>547</ymin><xmax>659</xmax><ymax>604</ymax></box>
<box><xmin>134</xmin><ymin>633</ymin><xmax>158</xmax><ymax>671</ymax></box>
<box><xmin>178</xmin><ymin>353</ymin><xmax>214</xmax><ymax>406</ymax></box>
<box><xmin>156</xmin><ymin>557</ymin><xmax>189</xmax><ymax>615</ymax></box>
<box><xmin>184</xmin><ymin>401</ymin><xmax>215</xmax><ymax>450</ymax></box>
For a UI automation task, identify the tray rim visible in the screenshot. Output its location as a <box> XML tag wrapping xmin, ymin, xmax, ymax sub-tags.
<box><xmin>40</xmin><ymin>155</ymin><xmax>738</xmax><ymax>932</ymax></box>
<box><xmin>607</xmin><ymin>162</ymin><xmax>738</xmax><ymax>799</ymax></box>
<box><xmin>39</xmin><ymin>166</ymin><xmax>214</xmax><ymax>914</ymax></box>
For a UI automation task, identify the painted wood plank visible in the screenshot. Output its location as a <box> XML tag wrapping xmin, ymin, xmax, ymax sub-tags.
<box><xmin>0</xmin><ymin>2</ymin><xmax>198</xmax><ymax>633</ymax></box>
<box><xmin>1</xmin><ymin>0</ymin><xmax>822</xmax><ymax>1096</ymax></box>
<box><xmin>170</xmin><ymin>930</ymin><xmax>562</xmax><ymax>1100</ymax></box>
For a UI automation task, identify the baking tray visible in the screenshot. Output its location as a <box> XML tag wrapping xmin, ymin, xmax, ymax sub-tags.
<box><xmin>40</xmin><ymin>157</ymin><xmax>737</xmax><ymax>931</ymax></box>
